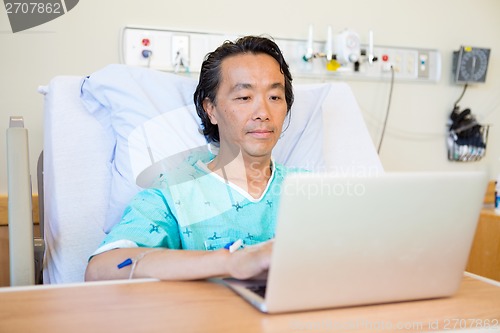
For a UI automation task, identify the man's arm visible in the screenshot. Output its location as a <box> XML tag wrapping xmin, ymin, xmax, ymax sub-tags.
<box><xmin>84</xmin><ymin>240</ymin><xmax>273</xmax><ymax>281</ymax></box>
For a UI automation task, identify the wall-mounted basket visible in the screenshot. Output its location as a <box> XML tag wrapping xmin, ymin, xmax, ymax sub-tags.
<box><xmin>447</xmin><ymin>107</ymin><xmax>489</xmax><ymax>162</ymax></box>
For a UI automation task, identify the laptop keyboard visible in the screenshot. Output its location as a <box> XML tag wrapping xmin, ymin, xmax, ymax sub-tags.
<box><xmin>246</xmin><ymin>284</ymin><xmax>267</xmax><ymax>298</ymax></box>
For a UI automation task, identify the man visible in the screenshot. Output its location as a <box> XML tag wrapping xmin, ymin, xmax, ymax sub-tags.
<box><xmin>85</xmin><ymin>35</ymin><xmax>299</xmax><ymax>281</ymax></box>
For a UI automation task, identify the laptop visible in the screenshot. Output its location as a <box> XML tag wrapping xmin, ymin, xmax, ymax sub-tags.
<box><xmin>217</xmin><ymin>171</ymin><xmax>488</xmax><ymax>313</ymax></box>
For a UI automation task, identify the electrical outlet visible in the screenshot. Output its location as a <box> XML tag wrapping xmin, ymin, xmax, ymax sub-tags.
<box><xmin>366</xmin><ymin>47</ymin><xmax>419</xmax><ymax>80</ymax></box>
<box><xmin>417</xmin><ymin>50</ymin><xmax>430</xmax><ymax>78</ymax></box>
<box><xmin>122</xmin><ymin>28</ymin><xmax>172</xmax><ymax>70</ymax></box>
<box><xmin>171</xmin><ymin>35</ymin><xmax>190</xmax><ymax>68</ymax></box>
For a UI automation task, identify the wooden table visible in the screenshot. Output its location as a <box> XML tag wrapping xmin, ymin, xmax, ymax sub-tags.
<box><xmin>466</xmin><ymin>209</ymin><xmax>500</xmax><ymax>281</ymax></box>
<box><xmin>0</xmin><ymin>274</ymin><xmax>499</xmax><ymax>333</ymax></box>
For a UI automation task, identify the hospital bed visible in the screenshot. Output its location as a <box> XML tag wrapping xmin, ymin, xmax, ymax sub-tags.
<box><xmin>7</xmin><ymin>64</ymin><xmax>383</xmax><ymax>285</ymax></box>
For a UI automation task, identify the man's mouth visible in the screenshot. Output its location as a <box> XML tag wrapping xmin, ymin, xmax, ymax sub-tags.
<box><xmin>247</xmin><ymin>128</ymin><xmax>274</xmax><ymax>139</ymax></box>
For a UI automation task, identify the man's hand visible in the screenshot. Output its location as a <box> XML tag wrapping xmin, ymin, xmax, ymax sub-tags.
<box><xmin>225</xmin><ymin>239</ymin><xmax>274</xmax><ymax>280</ymax></box>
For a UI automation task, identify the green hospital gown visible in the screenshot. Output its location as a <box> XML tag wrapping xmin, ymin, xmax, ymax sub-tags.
<box><xmin>94</xmin><ymin>159</ymin><xmax>303</xmax><ymax>254</ymax></box>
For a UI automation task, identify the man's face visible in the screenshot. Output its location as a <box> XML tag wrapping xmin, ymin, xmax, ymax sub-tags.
<box><xmin>203</xmin><ymin>53</ymin><xmax>288</xmax><ymax>162</ymax></box>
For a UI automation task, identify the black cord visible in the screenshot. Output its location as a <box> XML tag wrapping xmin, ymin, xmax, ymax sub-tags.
<box><xmin>377</xmin><ymin>65</ymin><xmax>395</xmax><ymax>154</ymax></box>
<box><xmin>454</xmin><ymin>83</ymin><xmax>468</xmax><ymax>109</ymax></box>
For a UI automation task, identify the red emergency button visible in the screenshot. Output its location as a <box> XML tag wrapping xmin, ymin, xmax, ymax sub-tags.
<box><xmin>142</xmin><ymin>38</ymin><xmax>150</xmax><ymax>47</ymax></box>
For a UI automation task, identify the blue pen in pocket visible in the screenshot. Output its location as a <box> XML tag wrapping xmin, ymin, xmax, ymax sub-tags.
<box><xmin>224</xmin><ymin>239</ymin><xmax>244</xmax><ymax>253</ymax></box>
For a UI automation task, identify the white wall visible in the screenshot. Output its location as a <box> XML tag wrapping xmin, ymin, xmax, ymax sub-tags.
<box><xmin>1</xmin><ymin>0</ymin><xmax>499</xmax><ymax>194</ymax></box>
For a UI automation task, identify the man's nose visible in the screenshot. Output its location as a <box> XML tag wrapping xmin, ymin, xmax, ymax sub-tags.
<box><xmin>253</xmin><ymin>97</ymin><xmax>271</xmax><ymax>120</ymax></box>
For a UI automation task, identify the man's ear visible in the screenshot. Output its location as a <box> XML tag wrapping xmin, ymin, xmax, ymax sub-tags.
<box><xmin>203</xmin><ymin>98</ymin><xmax>218</xmax><ymax>125</ymax></box>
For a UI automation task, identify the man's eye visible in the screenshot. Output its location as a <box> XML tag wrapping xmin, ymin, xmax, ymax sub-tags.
<box><xmin>270</xmin><ymin>95</ymin><xmax>283</xmax><ymax>101</ymax></box>
<box><xmin>236</xmin><ymin>96</ymin><xmax>250</xmax><ymax>101</ymax></box>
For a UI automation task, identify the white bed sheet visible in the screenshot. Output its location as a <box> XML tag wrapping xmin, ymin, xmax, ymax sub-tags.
<box><xmin>41</xmin><ymin>76</ymin><xmax>113</xmax><ymax>284</ymax></box>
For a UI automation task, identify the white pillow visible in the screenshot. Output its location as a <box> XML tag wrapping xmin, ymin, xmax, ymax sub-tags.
<box><xmin>80</xmin><ymin>64</ymin><xmax>208</xmax><ymax>232</ymax></box>
<box><xmin>80</xmin><ymin>64</ymin><xmax>382</xmax><ymax>233</ymax></box>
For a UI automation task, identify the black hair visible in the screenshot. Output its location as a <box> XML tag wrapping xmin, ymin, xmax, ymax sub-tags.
<box><xmin>193</xmin><ymin>35</ymin><xmax>294</xmax><ymax>143</ymax></box>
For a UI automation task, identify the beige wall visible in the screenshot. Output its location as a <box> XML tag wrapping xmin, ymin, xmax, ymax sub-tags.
<box><xmin>1</xmin><ymin>0</ymin><xmax>500</xmax><ymax>194</ymax></box>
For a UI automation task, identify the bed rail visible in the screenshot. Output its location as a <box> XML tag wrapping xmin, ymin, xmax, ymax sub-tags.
<box><xmin>6</xmin><ymin>116</ymin><xmax>35</xmax><ymax>286</ymax></box>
